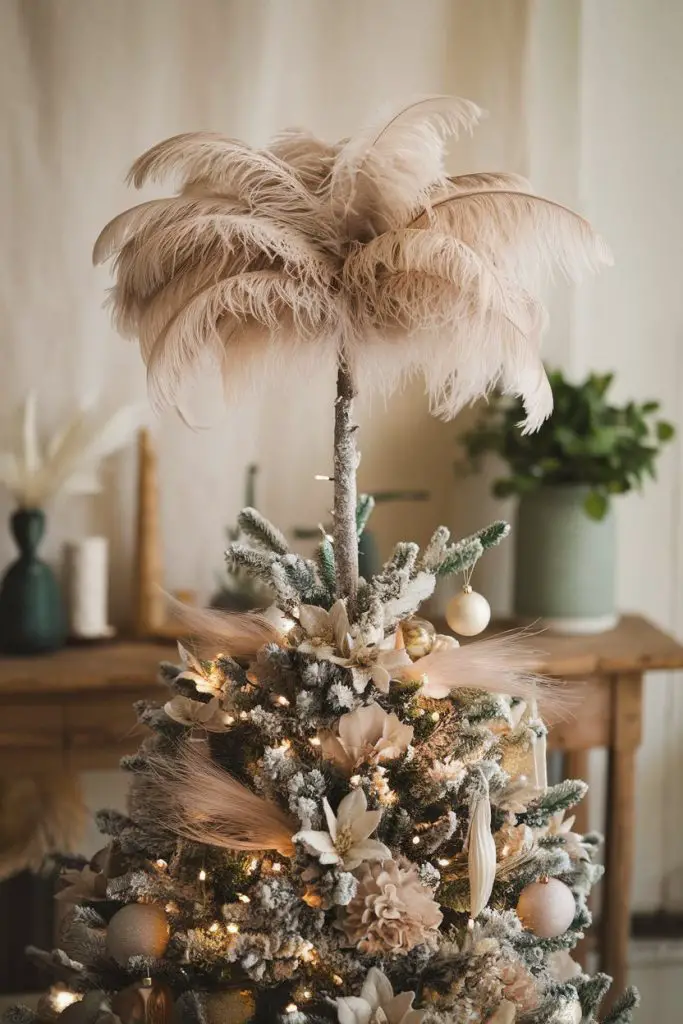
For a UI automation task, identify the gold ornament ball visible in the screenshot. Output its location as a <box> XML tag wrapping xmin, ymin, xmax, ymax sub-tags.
<box><xmin>401</xmin><ymin>617</ymin><xmax>436</xmax><ymax>659</ymax></box>
<box><xmin>105</xmin><ymin>903</ymin><xmax>170</xmax><ymax>966</ymax></box>
<box><xmin>445</xmin><ymin>586</ymin><xmax>491</xmax><ymax>636</ymax></box>
<box><xmin>198</xmin><ymin>990</ymin><xmax>256</xmax><ymax>1024</ymax></box>
<box><xmin>516</xmin><ymin>878</ymin><xmax>576</xmax><ymax>938</ymax></box>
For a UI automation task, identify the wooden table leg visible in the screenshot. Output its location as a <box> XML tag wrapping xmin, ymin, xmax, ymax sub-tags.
<box><xmin>601</xmin><ymin>673</ymin><xmax>643</xmax><ymax>1006</ymax></box>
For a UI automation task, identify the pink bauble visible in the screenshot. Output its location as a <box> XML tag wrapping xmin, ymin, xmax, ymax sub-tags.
<box><xmin>516</xmin><ymin>878</ymin><xmax>576</xmax><ymax>938</ymax></box>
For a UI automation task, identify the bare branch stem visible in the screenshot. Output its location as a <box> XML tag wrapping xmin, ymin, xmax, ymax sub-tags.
<box><xmin>333</xmin><ymin>358</ymin><xmax>359</xmax><ymax>613</ymax></box>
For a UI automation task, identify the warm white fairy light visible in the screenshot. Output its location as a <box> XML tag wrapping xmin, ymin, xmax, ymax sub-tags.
<box><xmin>198</xmin><ymin>869</ymin><xmax>207</xmax><ymax>881</ymax></box>
<box><xmin>438</xmin><ymin>858</ymin><xmax>450</xmax><ymax>867</ymax></box>
<box><xmin>430</xmin><ymin>711</ymin><xmax>440</xmax><ymax>722</ymax></box>
<box><xmin>349</xmin><ymin>774</ymin><xmax>361</xmax><ymax>786</ymax></box>
<box><xmin>332</xmin><ymin>974</ymin><xmax>344</xmax><ymax>986</ymax></box>
<box><xmin>224</xmin><ymin>714</ymin><xmax>235</xmax><ymax>725</ymax></box>
<box><xmin>285</xmin><ymin>1004</ymin><xmax>298</xmax><ymax>1014</ymax></box>
<box><xmin>277</xmin><ymin>695</ymin><xmax>290</xmax><ymax>707</ymax></box>
<box><xmin>302</xmin><ymin>990</ymin><xmax>312</xmax><ymax>1000</ymax></box>
<box><xmin>209</xmin><ymin>922</ymin><xmax>220</xmax><ymax>933</ymax></box>
<box><xmin>52</xmin><ymin>992</ymin><xmax>81</xmax><ymax>1012</ymax></box>
<box><xmin>314</xmin><ymin>474</ymin><xmax>333</xmax><ymax>481</ymax></box>
<box><xmin>309</xmin><ymin>736</ymin><xmax>321</xmax><ymax>747</ymax></box>
<box><xmin>272</xmin><ymin>861</ymin><xmax>282</xmax><ymax>873</ymax></box>
<box><xmin>240</xmin><ymin>711</ymin><xmax>249</xmax><ymax>720</ymax></box>
<box><xmin>155</xmin><ymin>859</ymin><xmax>168</xmax><ymax>870</ymax></box>
<box><xmin>238</xmin><ymin>893</ymin><xmax>251</xmax><ymax>903</ymax></box>
<box><xmin>227</xmin><ymin>922</ymin><xmax>240</xmax><ymax>934</ymax></box>
<box><xmin>412</xmin><ymin>835</ymin><xmax>421</xmax><ymax>845</ymax></box>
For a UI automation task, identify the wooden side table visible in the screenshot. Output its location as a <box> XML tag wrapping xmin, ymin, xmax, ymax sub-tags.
<box><xmin>513</xmin><ymin>615</ymin><xmax>683</xmax><ymax>1002</ymax></box>
<box><xmin>1</xmin><ymin>616</ymin><xmax>682</xmax><ymax>1001</ymax></box>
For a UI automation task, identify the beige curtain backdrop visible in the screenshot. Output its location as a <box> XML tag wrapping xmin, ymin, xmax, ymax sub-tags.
<box><xmin>0</xmin><ymin>0</ymin><xmax>531</xmax><ymax>622</ymax></box>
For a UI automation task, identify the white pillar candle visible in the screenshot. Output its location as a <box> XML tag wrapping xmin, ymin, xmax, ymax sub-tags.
<box><xmin>65</xmin><ymin>536</ymin><xmax>111</xmax><ymax>638</ymax></box>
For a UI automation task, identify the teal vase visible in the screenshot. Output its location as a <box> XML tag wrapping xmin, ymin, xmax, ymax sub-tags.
<box><xmin>513</xmin><ymin>485</ymin><xmax>618</xmax><ymax>634</ymax></box>
<box><xmin>0</xmin><ymin>508</ymin><xmax>67</xmax><ymax>654</ymax></box>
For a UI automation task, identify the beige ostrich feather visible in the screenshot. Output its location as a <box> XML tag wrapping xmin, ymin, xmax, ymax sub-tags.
<box><xmin>94</xmin><ymin>95</ymin><xmax>611</xmax><ymax>430</ymax></box>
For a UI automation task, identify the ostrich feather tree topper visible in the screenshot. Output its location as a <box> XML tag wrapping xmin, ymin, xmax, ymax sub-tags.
<box><xmin>94</xmin><ymin>95</ymin><xmax>610</xmax><ymax>607</ymax></box>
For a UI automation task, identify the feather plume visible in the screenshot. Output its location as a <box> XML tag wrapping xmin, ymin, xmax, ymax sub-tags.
<box><xmin>403</xmin><ymin>631</ymin><xmax>569</xmax><ymax>720</ymax></box>
<box><xmin>165</xmin><ymin>596</ymin><xmax>284</xmax><ymax>660</ymax></box>
<box><xmin>330</xmin><ymin>95</ymin><xmax>482</xmax><ymax>237</ymax></box>
<box><xmin>95</xmin><ymin>95</ymin><xmax>611</xmax><ymax>430</ymax></box>
<box><xmin>148</xmin><ymin>743</ymin><xmax>296</xmax><ymax>857</ymax></box>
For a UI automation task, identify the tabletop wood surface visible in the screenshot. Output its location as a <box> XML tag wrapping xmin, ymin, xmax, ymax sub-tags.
<box><xmin>0</xmin><ymin>614</ymin><xmax>682</xmax><ymax>698</ymax></box>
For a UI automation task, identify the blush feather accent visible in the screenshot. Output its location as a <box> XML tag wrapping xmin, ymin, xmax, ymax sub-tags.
<box><xmin>94</xmin><ymin>95</ymin><xmax>611</xmax><ymax>429</ymax></box>
<box><xmin>148</xmin><ymin>743</ymin><xmax>296</xmax><ymax>857</ymax></box>
<box><xmin>166</xmin><ymin>596</ymin><xmax>284</xmax><ymax>660</ymax></box>
<box><xmin>404</xmin><ymin>631</ymin><xmax>569</xmax><ymax>719</ymax></box>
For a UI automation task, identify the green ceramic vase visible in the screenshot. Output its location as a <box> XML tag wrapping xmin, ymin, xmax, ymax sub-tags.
<box><xmin>513</xmin><ymin>484</ymin><xmax>618</xmax><ymax>634</ymax></box>
<box><xmin>0</xmin><ymin>508</ymin><xmax>67</xmax><ymax>654</ymax></box>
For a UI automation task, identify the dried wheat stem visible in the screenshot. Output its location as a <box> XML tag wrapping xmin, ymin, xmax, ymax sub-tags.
<box><xmin>333</xmin><ymin>357</ymin><xmax>359</xmax><ymax>613</ymax></box>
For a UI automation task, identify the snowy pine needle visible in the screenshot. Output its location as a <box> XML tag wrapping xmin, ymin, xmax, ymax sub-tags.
<box><xmin>94</xmin><ymin>95</ymin><xmax>611</xmax><ymax>430</ymax></box>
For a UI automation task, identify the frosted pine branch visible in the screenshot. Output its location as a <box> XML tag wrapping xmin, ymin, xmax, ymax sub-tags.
<box><xmin>237</xmin><ymin>507</ymin><xmax>290</xmax><ymax>554</ymax></box>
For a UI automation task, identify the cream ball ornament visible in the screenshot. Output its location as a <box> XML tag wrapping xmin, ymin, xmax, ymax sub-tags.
<box><xmin>105</xmin><ymin>903</ymin><xmax>170</xmax><ymax>966</ymax></box>
<box><xmin>516</xmin><ymin>878</ymin><xmax>576</xmax><ymax>938</ymax></box>
<box><xmin>445</xmin><ymin>585</ymin><xmax>491</xmax><ymax>636</ymax></box>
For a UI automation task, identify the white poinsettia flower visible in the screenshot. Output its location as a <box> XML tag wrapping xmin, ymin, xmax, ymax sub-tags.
<box><xmin>262</xmin><ymin>603</ymin><xmax>298</xmax><ymax>634</ymax></box>
<box><xmin>297</xmin><ymin>601</ymin><xmax>411</xmax><ymax>694</ymax></box>
<box><xmin>176</xmin><ymin>642</ymin><xmax>225</xmax><ymax>697</ymax></box>
<box><xmin>546</xmin><ymin>811</ymin><xmax>589</xmax><ymax>861</ymax></box>
<box><xmin>297</xmin><ymin>599</ymin><xmax>351</xmax><ymax>660</ymax></box>
<box><xmin>163</xmin><ymin>695</ymin><xmax>232</xmax><ymax>732</ymax></box>
<box><xmin>294</xmin><ymin>787</ymin><xmax>390</xmax><ymax>870</ymax></box>
<box><xmin>337</xmin><ymin>967</ymin><xmax>425</xmax><ymax>1024</ymax></box>
<box><xmin>320</xmin><ymin>703</ymin><xmax>413</xmax><ymax>773</ymax></box>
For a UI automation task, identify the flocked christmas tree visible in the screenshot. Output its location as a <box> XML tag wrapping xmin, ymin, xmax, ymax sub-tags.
<box><xmin>7</xmin><ymin>97</ymin><xmax>640</xmax><ymax>1024</ymax></box>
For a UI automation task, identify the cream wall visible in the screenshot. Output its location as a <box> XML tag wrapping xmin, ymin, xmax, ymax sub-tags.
<box><xmin>3</xmin><ymin>0</ymin><xmax>683</xmax><ymax>916</ymax></box>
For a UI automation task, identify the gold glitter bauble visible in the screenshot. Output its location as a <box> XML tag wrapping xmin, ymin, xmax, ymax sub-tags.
<box><xmin>516</xmin><ymin>878</ymin><xmax>576</xmax><ymax>938</ymax></box>
<box><xmin>105</xmin><ymin>904</ymin><xmax>170</xmax><ymax>966</ymax></box>
<box><xmin>401</xmin><ymin>617</ymin><xmax>436</xmax><ymax>659</ymax></box>
<box><xmin>198</xmin><ymin>990</ymin><xmax>256</xmax><ymax>1024</ymax></box>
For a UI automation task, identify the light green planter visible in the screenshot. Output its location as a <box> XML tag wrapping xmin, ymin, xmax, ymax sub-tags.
<box><xmin>513</xmin><ymin>485</ymin><xmax>617</xmax><ymax>634</ymax></box>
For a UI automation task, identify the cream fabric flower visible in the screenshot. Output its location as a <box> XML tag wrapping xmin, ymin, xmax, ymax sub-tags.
<box><xmin>163</xmin><ymin>695</ymin><xmax>232</xmax><ymax>732</ymax></box>
<box><xmin>320</xmin><ymin>703</ymin><xmax>414</xmax><ymax>773</ymax></box>
<box><xmin>336</xmin><ymin>967</ymin><xmax>425</xmax><ymax>1024</ymax></box>
<box><xmin>294</xmin><ymin>788</ymin><xmax>390</xmax><ymax>870</ymax></box>
<box><xmin>297</xmin><ymin>600</ymin><xmax>351</xmax><ymax>660</ymax></box>
<box><xmin>546</xmin><ymin>812</ymin><xmax>589</xmax><ymax>861</ymax></box>
<box><xmin>297</xmin><ymin>600</ymin><xmax>411</xmax><ymax>693</ymax></box>
<box><xmin>176</xmin><ymin>642</ymin><xmax>225</xmax><ymax>697</ymax></box>
<box><xmin>341</xmin><ymin>858</ymin><xmax>443</xmax><ymax>954</ymax></box>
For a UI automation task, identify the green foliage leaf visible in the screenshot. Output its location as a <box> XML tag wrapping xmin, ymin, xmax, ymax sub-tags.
<box><xmin>583</xmin><ymin>491</ymin><xmax>608</xmax><ymax>520</ymax></box>
<box><xmin>459</xmin><ymin>368</ymin><xmax>674</xmax><ymax>520</ymax></box>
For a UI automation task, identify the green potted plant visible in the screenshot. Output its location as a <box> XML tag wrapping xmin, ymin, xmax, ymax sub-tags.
<box><xmin>460</xmin><ymin>370</ymin><xmax>675</xmax><ymax>633</ymax></box>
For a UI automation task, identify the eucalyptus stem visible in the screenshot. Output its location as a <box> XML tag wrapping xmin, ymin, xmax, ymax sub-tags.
<box><xmin>333</xmin><ymin>357</ymin><xmax>359</xmax><ymax>613</ymax></box>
